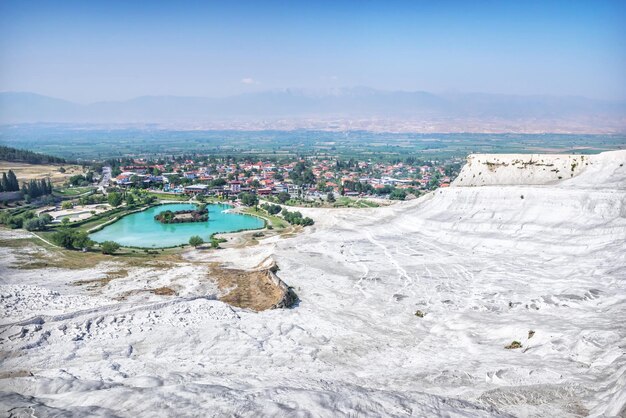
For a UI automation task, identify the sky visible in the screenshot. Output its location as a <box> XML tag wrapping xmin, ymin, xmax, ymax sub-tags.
<box><xmin>0</xmin><ymin>0</ymin><xmax>625</xmax><ymax>103</ymax></box>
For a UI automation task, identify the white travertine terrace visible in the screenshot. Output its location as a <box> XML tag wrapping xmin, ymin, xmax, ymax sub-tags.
<box><xmin>1</xmin><ymin>150</ymin><xmax>625</xmax><ymax>417</ymax></box>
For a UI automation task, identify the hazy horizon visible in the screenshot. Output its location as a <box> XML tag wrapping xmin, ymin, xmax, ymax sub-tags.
<box><xmin>3</xmin><ymin>87</ymin><xmax>626</xmax><ymax>105</ymax></box>
<box><xmin>1</xmin><ymin>0</ymin><xmax>625</xmax><ymax>103</ymax></box>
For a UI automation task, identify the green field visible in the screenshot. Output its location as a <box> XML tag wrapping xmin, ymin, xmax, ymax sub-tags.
<box><xmin>2</xmin><ymin>126</ymin><xmax>624</xmax><ymax>161</ymax></box>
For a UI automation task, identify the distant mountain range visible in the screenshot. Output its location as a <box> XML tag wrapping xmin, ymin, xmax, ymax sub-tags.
<box><xmin>1</xmin><ymin>89</ymin><xmax>625</xmax><ymax>132</ymax></box>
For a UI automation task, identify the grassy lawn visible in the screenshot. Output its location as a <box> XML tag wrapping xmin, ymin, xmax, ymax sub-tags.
<box><xmin>269</xmin><ymin>196</ymin><xmax>380</xmax><ymax>209</ymax></box>
<box><xmin>7</xmin><ymin>233</ymin><xmax>184</xmax><ymax>270</ymax></box>
<box><xmin>146</xmin><ymin>192</ymin><xmax>190</xmax><ymax>201</ymax></box>
<box><xmin>333</xmin><ymin>197</ymin><xmax>380</xmax><ymax>208</ymax></box>
<box><xmin>53</xmin><ymin>186</ymin><xmax>95</xmax><ymax>196</ymax></box>
<box><xmin>239</xmin><ymin>206</ymin><xmax>286</xmax><ymax>229</ymax></box>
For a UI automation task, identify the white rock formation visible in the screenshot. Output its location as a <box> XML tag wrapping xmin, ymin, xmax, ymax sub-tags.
<box><xmin>454</xmin><ymin>153</ymin><xmax>591</xmax><ymax>186</ymax></box>
<box><xmin>0</xmin><ymin>150</ymin><xmax>624</xmax><ymax>417</ymax></box>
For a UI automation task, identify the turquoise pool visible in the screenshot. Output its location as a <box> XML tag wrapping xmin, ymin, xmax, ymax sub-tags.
<box><xmin>89</xmin><ymin>203</ymin><xmax>264</xmax><ymax>247</ymax></box>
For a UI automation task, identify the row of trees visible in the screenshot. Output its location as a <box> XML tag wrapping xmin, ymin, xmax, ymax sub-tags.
<box><xmin>0</xmin><ymin>210</ymin><xmax>57</xmax><ymax>231</ymax></box>
<box><xmin>260</xmin><ymin>203</ymin><xmax>282</xmax><ymax>215</ymax></box>
<box><xmin>22</xmin><ymin>179</ymin><xmax>53</xmax><ymax>199</ymax></box>
<box><xmin>50</xmin><ymin>229</ymin><xmax>120</xmax><ymax>254</ymax></box>
<box><xmin>0</xmin><ymin>170</ymin><xmax>19</xmax><ymax>192</ymax></box>
<box><xmin>51</xmin><ymin>229</ymin><xmax>93</xmax><ymax>250</ymax></box>
<box><xmin>68</xmin><ymin>172</ymin><xmax>94</xmax><ymax>186</ymax></box>
<box><xmin>105</xmin><ymin>190</ymin><xmax>156</xmax><ymax>208</ymax></box>
<box><xmin>24</xmin><ymin>213</ymin><xmax>53</xmax><ymax>231</ymax></box>
<box><xmin>280</xmin><ymin>208</ymin><xmax>314</xmax><ymax>226</ymax></box>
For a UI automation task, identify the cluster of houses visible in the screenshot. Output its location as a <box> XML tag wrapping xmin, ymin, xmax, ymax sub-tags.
<box><xmin>112</xmin><ymin>157</ymin><xmax>457</xmax><ymax>199</ymax></box>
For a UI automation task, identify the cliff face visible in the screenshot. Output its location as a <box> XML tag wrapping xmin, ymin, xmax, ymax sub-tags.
<box><xmin>453</xmin><ymin>153</ymin><xmax>596</xmax><ymax>186</ymax></box>
<box><xmin>412</xmin><ymin>150</ymin><xmax>626</xmax><ymax>251</ymax></box>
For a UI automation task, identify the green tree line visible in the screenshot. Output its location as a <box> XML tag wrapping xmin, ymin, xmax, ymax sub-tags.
<box><xmin>0</xmin><ymin>145</ymin><xmax>66</xmax><ymax>164</ymax></box>
<box><xmin>22</xmin><ymin>178</ymin><xmax>53</xmax><ymax>199</ymax></box>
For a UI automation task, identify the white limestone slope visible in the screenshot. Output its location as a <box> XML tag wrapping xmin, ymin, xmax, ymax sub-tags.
<box><xmin>1</xmin><ymin>150</ymin><xmax>625</xmax><ymax>417</ymax></box>
<box><xmin>453</xmin><ymin>153</ymin><xmax>593</xmax><ymax>186</ymax></box>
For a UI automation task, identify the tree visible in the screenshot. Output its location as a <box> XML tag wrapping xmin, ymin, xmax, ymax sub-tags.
<box><xmin>7</xmin><ymin>170</ymin><xmax>19</xmax><ymax>191</ymax></box>
<box><xmin>239</xmin><ymin>192</ymin><xmax>258</xmax><ymax>207</ymax></box>
<box><xmin>68</xmin><ymin>174</ymin><xmax>87</xmax><ymax>186</ymax></box>
<box><xmin>277</xmin><ymin>191</ymin><xmax>290</xmax><ymax>204</ymax></box>
<box><xmin>61</xmin><ymin>217</ymin><xmax>70</xmax><ymax>225</ymax></box>
<box><xmin>326</xmin><ymin>192</ymin><xmax>336</xmax><ymax>203</ymax></box>
<box><xmin>101</xmin><ymin>241</ymin><xmax>121</xmax><ymax>255</ymax></box>
<box><xmin>1</xmin><ymin>170</ymin><xmax>20</xmax><ymax>192</ymax></box>
<box><xmin>108</xmin><ymin>192</ymin><xmax>123</xmax><ymax>207</ymax></box>
<box><xmin>24</xmin><ymin>218</ymin><xmax>41</xmax><ymax>231</ymax></box>
<box><xmin>71</xmin><ymin>231</ymin><xmax>93</xmax><ymax>250</ymax></box>
<box><xmin>389</xmin><ymin>189</ymin><xmax>407</xmax><ymax>200</ymax></box>
<box><xmin>189</xmin><ymin>235</ymin><xmax>204</xmax><ymax>248</ymax></box>
<box><xmin>51</xmin><ymin>229</ymin><xmax>75</xmax><ymax>249</ymax></box>
<box><xmin>24</xmin><ymin>214</ymin><xmax>53</xmax><ymax>231</ymax></box>
<box><xmin>62</xmin><ymin>201</ymin><xmax>73</xmax><ymax>210</ymax></box>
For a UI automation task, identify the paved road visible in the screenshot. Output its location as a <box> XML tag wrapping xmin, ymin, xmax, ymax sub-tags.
<box><xmin>98</xmin><ymin>166</ymin><xmax>111</xmax><ymax>193</ymax></box>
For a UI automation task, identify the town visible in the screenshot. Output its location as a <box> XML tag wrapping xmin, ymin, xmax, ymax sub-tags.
<box><xmin>106</xmin><ymin>154</ymin><xmax>463</xmax><ymax>205</ymax></box>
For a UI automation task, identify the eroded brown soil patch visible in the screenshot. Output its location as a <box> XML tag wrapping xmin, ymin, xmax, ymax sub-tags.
<box><xmin>151</xmin><ymin>286</ymin><xmax>176</xmax><ymax>296</ymax></box>
<box><xmin>72</xmin><ymin>269</ymin><xmax>129</xmax><ymax>288</ymax></box>
<box><xmin>212</xmin><ymin>267</ymin><xmax>285</xmax><ymax>311</ymax></box>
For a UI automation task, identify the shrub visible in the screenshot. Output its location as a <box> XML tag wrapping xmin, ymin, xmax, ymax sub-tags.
<box><xmin>505</xmin><ymin>341</ymin><xmax>522</xmax><ymax>349</ymax></box>
<box><xmin>101</xmin><ymin>241</ymin><xmax>120</xmax><ymax>255</ymax></box>
<box><xmin>189</xmin><ymin>235</ymin><xmax>204</xmax><ymax>248</ymax></box>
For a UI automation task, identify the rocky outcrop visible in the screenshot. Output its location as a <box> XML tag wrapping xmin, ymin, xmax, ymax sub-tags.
<box><xmin>214</xmin><ymin>258</ymin><xmax>298</xmax><ymax>311</ymax></box>
<box><xmin>268</xmin><ymin>268</ymin><xmax>298</xmax><ymax>309</ymax></box>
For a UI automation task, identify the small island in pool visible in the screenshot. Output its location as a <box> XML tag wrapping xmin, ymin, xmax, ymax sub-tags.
<box><xmin>155</xmin><ymin>205</ymin><xmax>209</xmax><ymax>224</ymax></box>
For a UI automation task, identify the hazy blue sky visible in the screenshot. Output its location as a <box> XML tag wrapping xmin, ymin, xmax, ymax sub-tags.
<box><xmin>1</xmin><ymin>0</ymin><xmax>624</xmax><ymax>102</ymax></box>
